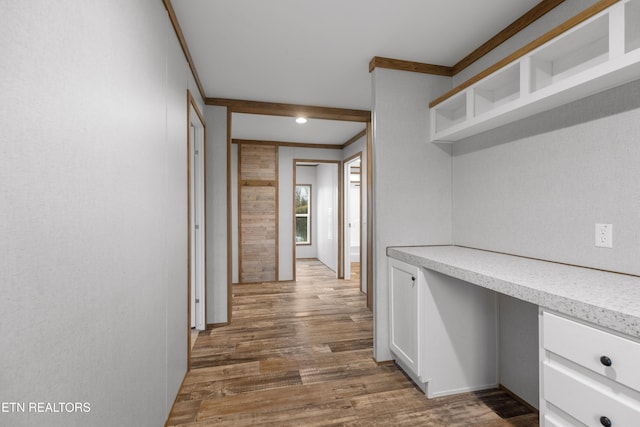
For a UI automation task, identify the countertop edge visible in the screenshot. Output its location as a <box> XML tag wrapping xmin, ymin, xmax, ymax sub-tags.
<box><xmin>387</xmin><ymin>246</ymin><xmax>640</xmax><ymax>339</ymax></box>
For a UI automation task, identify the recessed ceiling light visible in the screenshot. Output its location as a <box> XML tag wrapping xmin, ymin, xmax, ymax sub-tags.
<box><xmin>295</xmin><ymin>117</ymin><xmax>307</xmax><ymax>124</ymax></box>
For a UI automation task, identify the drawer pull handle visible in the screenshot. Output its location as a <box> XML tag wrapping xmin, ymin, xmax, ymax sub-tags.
<box><xmin>600</xmin><ymin>356</ymin><xmax>613</xmax><ymax>367</ymax></box>
<box><xmin>600</xmin><ymin>416</ymin><xmax>612</xmax><ymax>427</ymax></box>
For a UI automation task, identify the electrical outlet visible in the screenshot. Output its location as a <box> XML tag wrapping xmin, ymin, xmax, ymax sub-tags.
<box><xmin>595</xmin><ymin>223</ymin><xmax>613</xmax><ymax>248</ymax></box>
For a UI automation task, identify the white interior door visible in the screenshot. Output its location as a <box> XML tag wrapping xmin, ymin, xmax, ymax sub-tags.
<box><xmin>190</xmin><ymin>124</ymin><xmax>197</xmax><ymax>328</ymax></box>
<box><xmin>190</xmin><ymin>106</ymin><xmax>206</xmax><ymax>331</ymax></box>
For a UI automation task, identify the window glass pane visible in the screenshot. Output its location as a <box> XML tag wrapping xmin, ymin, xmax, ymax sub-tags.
<box><xmin>296</xmin><ymin>186</ymin><xmax>309</xmax><ymax>214</ymax></box>
<box><xmin>295</xmin><ymin>184</ymin><xmax>310</xmax><ymax>245</ymax></box>
<box><xmin>296</xmin><ymin>217</ymin><xmax>308</xmax><ymax>243</ymax></box>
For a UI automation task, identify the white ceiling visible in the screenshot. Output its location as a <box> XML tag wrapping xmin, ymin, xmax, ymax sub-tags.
<box><xmin>172</xmin><ymin>0</ymin><xmax>542</xmax><ymax>143</ymax></box>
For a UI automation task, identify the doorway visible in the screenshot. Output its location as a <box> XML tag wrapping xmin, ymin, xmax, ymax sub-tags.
<box><xmin>224</xmin><ymin>108</ymin><xmax>373</xmax><ymax>321</ymax></box>
<box><xmin>293</xmin><ymin>160</ymin><xmax>341</xmax><ymax>279</ymax></box>
<box><xmin>188</xmin><ymin>91</ymin><xmax>206</xmax><ymax>362</ymax></box>
<box><xmin>343</xmin><ymin>153</ymin><xmax>364</xmax><ymax>297</ymax></box>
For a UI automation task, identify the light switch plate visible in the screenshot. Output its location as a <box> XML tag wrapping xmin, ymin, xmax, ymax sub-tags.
<box><xmin>595</xmin><ymin>223</ymin><xmax>612</xmax><ymax>248</ymax></box>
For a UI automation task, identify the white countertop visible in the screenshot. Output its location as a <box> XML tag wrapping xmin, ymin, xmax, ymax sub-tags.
<box><xmin>387</xmin><ymin>245</ymin><xmax>640</xmax><ymax>339</ymax></box>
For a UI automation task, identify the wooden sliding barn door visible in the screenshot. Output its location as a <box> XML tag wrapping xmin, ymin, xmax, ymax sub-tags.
<box><xmin>238</xmin><ymin>143</ymin><xmax>279</xmax><ymax>283</ymax></box>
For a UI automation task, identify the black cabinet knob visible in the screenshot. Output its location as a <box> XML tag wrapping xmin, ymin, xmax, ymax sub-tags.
<box><xmin>600</xmin><ymin>356</ymin><xmax>613</xmax><ymax>367</ymax></box>
<box><xmin>411</xmin><ymin>276</ymin><xmax>416</xmax><ymax>282</ymax></box>
<box><xmin>600</xmin><ymin>416</ymin><xmax>612</xmax><ymax>427</ymax></box>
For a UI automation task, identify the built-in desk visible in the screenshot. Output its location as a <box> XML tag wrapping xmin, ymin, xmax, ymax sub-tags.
<box><xmin>387</xmin><ymin>245</ymin><xmax>640</xmax><ymax>426</ymax></box>
<box><xmin>387</xmin><ymin>245</ymin><xmax>640</xmax><ymax>338</ymax></box>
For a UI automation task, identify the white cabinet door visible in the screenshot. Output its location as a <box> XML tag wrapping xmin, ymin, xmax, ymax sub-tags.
<box><xmin>389</xmin><ymin>258</ymin><xmax>420</xmax><ymax>375</ymax></box>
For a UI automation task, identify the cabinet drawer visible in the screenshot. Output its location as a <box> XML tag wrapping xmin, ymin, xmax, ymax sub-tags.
<box><xmin>543</xmin><ymin>312</ymin><xmax>640</xmax><ymax>392</ymax></box>
<box><xmin>544</xmin><ymin>362</ymin><xmax>640</xmax><ymax>426</ymax></box>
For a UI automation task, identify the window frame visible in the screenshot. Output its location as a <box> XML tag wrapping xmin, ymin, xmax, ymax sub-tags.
<box><xmin>295</xmin><ymin>184</ymin><xmax>312</xmax><ymax>245</ymax></box>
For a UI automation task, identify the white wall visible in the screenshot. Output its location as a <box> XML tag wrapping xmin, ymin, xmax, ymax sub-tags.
<box><xmin>449</xmin><ymin>0</ymin><xmax>637</xmax><ymax>408</ymax></box>
<box><xmin>205</xmin><ymin>105</ymin><xmax>228</xmax><ymax>323</ymax></box>
<box><xmin>168</xmin><ymin>15</ymin><xmax>203</xmax><ymax>415</ymax></box>
<box><xmin>453</xmin><ymin>83</ymin><xmax>640</xmax><ymax>275</ymax></box>
<box><xmin>295</xmin><ymin>166</ymin><xmax>318</xmax><ymax>259</ymax></box>
<box><xmin>0</xmin><ymin>1</ymin><xmax>201</xmax><ymax>425</ymax></box>
<box><xmin>498</xmin><ymin>295</ymin><xmax>539</xmax><ymax>408</ymax></box>
<box><xmin>371</xmin><ymin>68</ymin><xmax>453</xmax><ymax>361</ymax></box>
<box><xmin>316</xmin><ymin>163</ymin><xmax>339</xmax><ymax>273</ymax></box>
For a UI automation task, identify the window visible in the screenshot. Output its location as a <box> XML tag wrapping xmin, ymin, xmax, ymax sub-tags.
<box><xmin>295</xmin><ymin>185</ymin><xmax>311</xmax><ymax>245</ymax></box>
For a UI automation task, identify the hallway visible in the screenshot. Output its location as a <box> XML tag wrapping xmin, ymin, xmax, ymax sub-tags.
<box><xmin>167</xmin><ymin>260</ymin><xmax>537</xmax><ymax>426</ymax></box>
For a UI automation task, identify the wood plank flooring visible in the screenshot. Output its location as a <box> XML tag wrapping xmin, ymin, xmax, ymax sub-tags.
<box><xmin>350</xmin><ymin>262</ymin><xmax>360</xmax><ymax>284</ymax></box>
<box><xmin>167</xmin><ymin>259</ymin><xmax>538</xmax><ymax>426</ymax></box>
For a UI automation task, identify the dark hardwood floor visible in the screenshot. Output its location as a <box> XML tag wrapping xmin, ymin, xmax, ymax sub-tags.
<box><xmin>167</xmin><ymin>259</ymin><xmax>538</xmax><ymax>426</ymax></box>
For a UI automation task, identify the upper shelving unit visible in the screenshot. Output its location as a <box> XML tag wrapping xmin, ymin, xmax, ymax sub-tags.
<box><xmin>429</xmin><ymin>0</ymin><xmax>640</xmax><ymax>143</ymax></box>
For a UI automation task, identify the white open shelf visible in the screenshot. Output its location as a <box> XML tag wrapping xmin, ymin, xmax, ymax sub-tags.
<box><xmin>430</xmin><ymin>0</ymin><xmax>640</xmax><ymax>143</ymax></box>
<box><xmin>474</xmin><ymin>63</ymin><xmax>520</xmax><ymax>116</ymax></box>
<box><xmin>433</xmin><ymin>92</ymin><xmax>467</xmax><ymax>134</ymax></box>
<box><xmin>530</xmin><ymin>15</ymin><xmax>609</xmax><ymax>92</ymax></box>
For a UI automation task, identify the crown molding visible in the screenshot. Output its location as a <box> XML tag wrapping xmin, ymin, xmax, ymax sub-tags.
<box><xmin>452</xmin><ymin>0</ymin><xmax>566</xmax><ymax>74</ymax></box>
<box><xmin>163</xmin><ymin>0</ymin><xmax>206</xmax><ymax>100</ymax></box>
<box><xmin>369</xmin><ymin>0</ymin><xmax>566</xmax><ymax>77</ymax></box>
